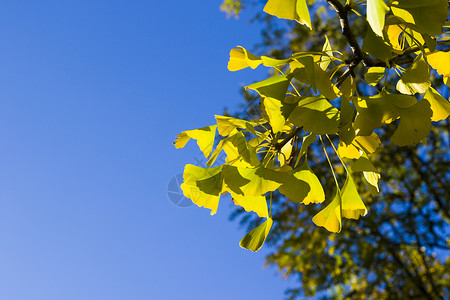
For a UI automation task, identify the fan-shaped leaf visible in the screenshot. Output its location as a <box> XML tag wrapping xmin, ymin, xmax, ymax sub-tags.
<box><xmin>239</xmin><ymin>218</ymin><xmax>273</xmax><ymax>252</ymax></box>
<box><xmin>180</xmin><ymin>164</ymin><xmax>224</xmax><ymax>215</ymax></box>
<box><xmin>174</xmin><ymin>125</ymin><xmax>218</xmax><ymax>159</ymax></box>
<box><xmin>263</xmin><ymin>0</ymin><xmax>311</xmax><ymax>29</ymax></box>
<box><xmin>312</xmin><ymin>190</ymin><xmax>342</xmax><ymax>233</ymax></box>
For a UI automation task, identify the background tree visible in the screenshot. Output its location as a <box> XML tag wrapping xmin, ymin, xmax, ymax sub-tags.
<box><xmin>176</xmin><ymin>0</ymin><xmax>450</xmax><ymax>298</ymax></box>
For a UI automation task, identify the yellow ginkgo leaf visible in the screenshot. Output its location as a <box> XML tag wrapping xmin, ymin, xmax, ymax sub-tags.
<box><xmin>174</xmin><ymin>125</ymin><xmax>217</xmax><ymax>159</ymax></box>
<box><xmin>229</xmin><ymin>191</ymin><xmax>268</xmax><ymax>218</ymax></box>
<box><xmin>312</xmin><ymin>190</ymin><xmax>342</xmax><ymax>233</ymax></box>
<box><xmin>180</xmin><ymin>164</ymin><xmax>224</xmax><ymax>215</ymax></box>
<box><xmin>263</xmin><ymin>0</ymin><xmax>311</xmax><ymax>29</ymax></box>
<box><xmin>367</xmin><ymin>0</ymin><xmax>389</xmax><ymax>37</ymax></box>
<box><xmin>423</xmin><ymin>87</ymin><xmax>450</xmax><ymax>121</ymax></box>
<box><xmin>341</xmin><ymin>171</ymin><xmax>368</xmax><ymax>220</ymax></box>
<box><xmin>427</xmin><ymin>51</ymin><xmax>450</xmax><ymax>78</ymax></box>
<box><xmin>239</xmin><ymin>218</ymin><xmax>273</xmax><ymax>252</ymax></box>
<box><xmin>228</xmin><ymin>46</ymin><xmax>262</xmax><ymax>71</ymax></box>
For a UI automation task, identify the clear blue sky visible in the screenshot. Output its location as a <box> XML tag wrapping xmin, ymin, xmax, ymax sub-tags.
<box><xmin>0</xmin><ymin>1</ymin><xmax>295</xmax><ymax>299</ymax></box>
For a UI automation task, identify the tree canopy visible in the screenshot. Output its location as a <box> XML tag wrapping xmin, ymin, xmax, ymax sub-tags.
<box><xmin>175</xmin><ymin>0</ymin><xmax>449</xmax><ymax>298</ymax></box>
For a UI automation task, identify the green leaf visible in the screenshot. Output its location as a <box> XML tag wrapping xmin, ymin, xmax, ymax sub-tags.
<box><xmin>312</xmin><ymin>190</ymin><xmax>342</xmax><ymax>233</ymax></box>
<box><xmin>339</xmin><ymin>96</ymin><xmax>356</xmax><ymax>145</ymax></box>
<box><xmin>261</xmin><ymin>97</ymin><xmax>285</xmax><ymax>133</ymax></box>
<box><xmin>367</xmin><ymin>0</ymin><xmax>389</xmax><ymax>37</ymax></box>
<box><xmin>239</xmin><ymin>218</ymin><xmax>273</xmax><ymax>252</ymax></box>
<box><xmin>365</xmin><ymin>67</ymin><xmax>386</xmax><ymax>86</ymax></box>
<box><xmin>228</xmin><ymin>46</ymin><xmax>262</xmax><ymax>71</ymax></box>
<box><xmin>180</xmin><ymin>164</ymin><xmax>224</xmax><ymax>215</ymax></box>
<box><xmin>263</xmin><ymin>0</ymin><xmax>311</xmax><ymax>29</ymax></box>
<box><xmin>319</xmin><ymin>35</ymin><xmax>332</xmax><ymax>70</ymax></box>
<box><xmin>427</xmin><ymin>51</ymin><xmax>450</xmax><ymax>78</ymax></box>
<box><xmin>396</xmin><ymin>56</ymin><xmax>430</xmax><ymax>95</ymax></box>
<box><xmin>289</xmin><ymin>95</ymin><xmax>340</xmax><ymax>135</ymax></box>
<box><xmin>229</xmin><ymin>191</ymin><xmax>268</xmax><ymax>218</ymax></box>
<box><xmin>297</xmin><ymin>133</ymin><xmax>317</xmax><ymax>159</ymax></box>
<box><xmin>362</xmin><ymin>26</ymin><xmax>393</xmax><ymax>60</ymax></box>
<box><xmin>174</xmin><ymin>125</ymin><xmax>218</xmax><ymax>159</ymax></box>
<box><xmin>246</xmin><ymin>75</ymin><xmax>291</xmax><ymax>101</ymax></box>
<box><xmin>391</xmin><ymin>0</ymin><xmax>449</xmax><ymax>35</ymax></box>
<box><xmin>208</xmin><ymin>131</ymin><xmax>259</xmax><ymax>167</ymax></box>
<box><xmin>390</xmin><ymin>99</ymin><xmax>432</xmax><ymax>146</ymax></box>
<box><xmin>354</xmin><ymin>91</ymin><xmax>416</xmax><ymax>136</ymax></box>
<box><xmin>222</xmin><ymin>165</ymin><xmax>288</xmax><ymax>196</ymax></box>
<box><xmin>423</xmin><ymin>87</ymin><xmax>450</xmax><ymax>121</ymax></box>
<box><xmin>351</xmin><ymin>154</ymin><xmax>381</xmax><ymax>196</ymax></box>
<box><xmin>215</xmin><ymin>115</ymin><xmax>265</xmax><ymax>136</ymax></box>
<box><xmin>278</xmin><ymin>159</ymin><xmax>325</xmax><ymax>205</ymax></box>
<box><xmin>341</xmin><ymin>171</ymin><xmax>368</xmax><ymax>220</ymax></box>
<box><xmin>291</xmin><ymin>56</ymin><xmax>338</xmax><ymax>100</ymax></box>
<box><xmin>338</xmin><ymin>133</ymin><xmax>381</xmax><ymax>159</ymax></box>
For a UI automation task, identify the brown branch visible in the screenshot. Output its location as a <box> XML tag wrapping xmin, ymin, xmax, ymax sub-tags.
<box><xmin>273</xmin><ymin>126</ymin><xmax>302</xmax><ymax>151</ymax></box>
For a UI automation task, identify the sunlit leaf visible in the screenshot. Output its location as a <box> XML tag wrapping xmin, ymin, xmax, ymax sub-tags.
<box><xmin>246</xmin><ymin>75</ymin><xmax>291</xmax><ymax>101</ymax></box>
<box><xmin>341</xmin><ymin>171</ymin><xmax>368</xmax><ymax>220</ymax></box>
<box><xmin>423</xmin><ymin>87</ymin><xmax>450</xmax><ymax>121</ymax></box>
<box><xmin>291</xmin><ymin>56</ymin><xmax>338</xmax><ymax>100</ymax></box>
<box><xmin>363</xmin><ymin>171</ymin><xmax>381</xmax><ymax>196</ymax></box>
<box><xmin>221</xmin><ymin>131</ymin><xmax>260</xmax><ymax>167</ymax></box>
<box><xmin>365</xmin><ymin>67</ymin><xmax>386</xmax><ymax>86</ymax></box>
<box><xmin>312</xmin><ymin>190</ymin><xmax>342</xmax><ymax>233</ymax></box>
<box><xmin>263</xmin><ymin>0</ymin><xmax>311</xmax><ymax>29</ymax></box>
<box><xmin>354</xmin><ymin>91</ymin><xmax>416</xmax><ymax>136</ymax></box>
<box><xmin>228</xmin><ymin>46</ymin><xmax>262</xmax><ymax>71</ymax></box>
<box><xmin>180</xmin><ymin>164</ymin><xmax>224</xmax><ymax>215</ymax></box>
<box><xmin>390</xmin><ymin>99</ymin><xmax>432</xmax><ymax>146</ymax></box>
<box><xmin>223</xmin><ymin>165</ymin><xmax>288</xmax><ymax>196</ymax></box>
<box><xmin>319</xmin><ymin>35</ymin><xmax>332</xmax><ymax>70</ymax></box>
<box><xmin>174</xmin><ymin>125</ymin><xmax>217</xmax><ymax>158</ymax></box>
<box><xmin>386</xmin><ymin>24</ymin><xmax>404</xmax><ymax>52</ymax></box>
<box><xmin>391</xmin><ymin>0</ymin><xmax>449</xmax><ymax>35</ymax></box>
<box><xmin>239</xmin><ymin>218</ymin><xmax>273</xmax><ymax>252</ymax></box>
<box><xmin>215</xmin><ymin>115</ymin><xmax>265</xmax><ymax>136</ymax></box>
<box><xmin>396</xmin><ymin>56</ymin><xmax>430</xmax><ymax>95</ymax></box>
<box><xmin>367</xmin><ymin>0</ymin><xmax>389</xmax><ymax>37</ymax></box>
<box><xmin>289</xmin><ymin>95</ymin><xmax>340</xmax><ymax>135</ymax></box>
<box><xmin>230</xmin><ymin>191</ymin><xmax>268</xmax><ymax>218</ymax></box>
<box><xmin>427</xmin><ymin>51</ymin><xmax>450</xmax><ymax>78</ymax></box>
<box><xmin>278</xmin><ymin>159</ymin><xmax>325</xmax><ymax>204</ymax></box>
<box><xmin>338</xmin><ymin>133</ymin><xmax>381</xmax><ymax>159</ymax></box>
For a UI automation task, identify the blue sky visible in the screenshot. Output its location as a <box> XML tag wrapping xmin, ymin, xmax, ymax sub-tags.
<box><xmin>0</xmin><ymin>1</ymin><xmax>295</xmax><ymax>299</ymax></box>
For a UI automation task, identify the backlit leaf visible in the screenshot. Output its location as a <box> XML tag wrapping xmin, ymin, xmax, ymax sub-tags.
<box><xmin>222</xmin><ymin>165</ymin><xmax>288</xmax><ymax>196</ymax></box>
<box><xmin>365</xmin><ymin>67</ymin><xmax>386</xmax><ymax>86</ymax></box>
<box><xmin>312</xmin><ymin>190</ymin><xmax>342</xmax><ymax>233</ymax></box>
<box><xmin>289</xmin><ymin>95</ymin><xmax>340</xmax><ymax>135</ymax></box>
<box><xmin>228</xmin><ymin>46</ymin><xmax>262</xmax><ymax>71</ymax></box>
<box><xmin>427</xmin><ymin>51</ymin><xmax>450</xmax><ymax>77</ymax></box>
<box><xmin>180</xmin><ymin>164</ymin><xmax>224</xmax><ymax>215</ymax></box>
<box><xmin>230</xmin><ymin>191</ymin><xmax>268</xmax><ymax>218</ymax></box>
<box><xmin>396</xmin><ymin>56</ymin><xmax>430</xmax><ymax>95</ymax></box>
<box><xmin>246</xmin><ymin>75</ymin><xmax>291</xmax><ymax>101</ymax></box>
<box><xmin>341</xmin><ymin>171</ymin><xmax>368</xmax><ymax>220</ymax></box>
<box><xmin>423</xmin><ymin>87</ymin><xmax>450</xmax><ymax>121</ymax></box>
<box><xmin>215</xmin><ymin>115</ymin><xmax>265</xmax><ymax>136</ymax></box>
<box><xmin>263</xmin><ymin>0</ymin><xmax>311</xmax><ymax>29</ymax></box>
<box><xmin>390</xmin><ymin>99</ymin><xmax>432</xmax><ymax>146</ymax></box>
<box><xmin>239</xmin><ymin>218</ymin><xmax>273</xmax><ymax>252</ymax></box>
<box><xmin>278</xmin><ymin>159</ymin><xmax>325</xmax><ymax>204</ymax></box>
<box><xmin>174</xmin><ymin>125</ymin><xmax>217</xmax><ymax>159</ymax></box>
<box><xmin>391</xmin><ymin>0</ymin><xmax>449</xmax><ymax>35</ymax></box>
<box><xmin>367</xmin><ymin>0</ymin><xmax>389</xmax><ymax>37</ymax></box>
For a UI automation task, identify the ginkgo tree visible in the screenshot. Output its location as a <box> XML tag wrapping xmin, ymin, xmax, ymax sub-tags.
<box><xmin>174</xmin><ymin>0</ymin><xmax>450</xmax><ymax>252</ymax></box>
